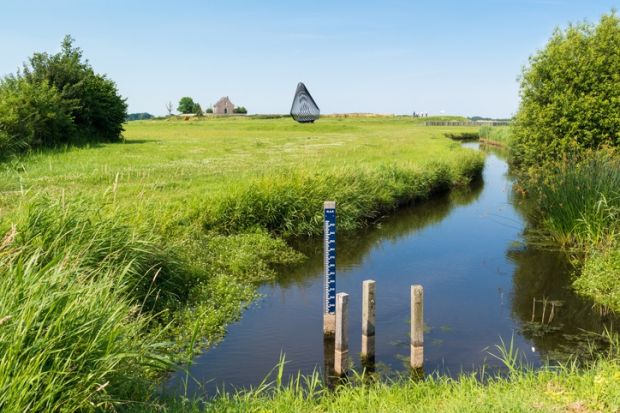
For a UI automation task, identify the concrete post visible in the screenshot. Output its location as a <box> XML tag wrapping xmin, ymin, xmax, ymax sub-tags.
<box><xmin>334</xmin><ymin>292</ymin><xmax>349</xmax><ymax>376</ymax></box>
<box><xmin>410</xmin><ymin>285</ymin><xmax>424</xmax><ymax>369</ymax></box>
<box><xmin>361</xmin><ymin>280</ymin><xmax>376</xmax><ymax>364</ymax></box>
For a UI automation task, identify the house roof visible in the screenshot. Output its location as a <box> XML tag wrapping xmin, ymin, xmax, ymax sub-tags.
<box><xmin>214</xmin><ymin>96</ymin><xmax>232</xmax><ymax>105</ymax></box>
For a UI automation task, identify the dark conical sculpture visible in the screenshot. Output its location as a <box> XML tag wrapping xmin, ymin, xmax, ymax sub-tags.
<box><xmin>290</xmin><ymin>82</ymin><xmax>320</xmax><ymax>123</ymax></box>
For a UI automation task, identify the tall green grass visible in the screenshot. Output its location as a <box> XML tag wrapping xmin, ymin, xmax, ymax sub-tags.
<box><xmin>0</xmin><ymin>196</ymin><xmax>310</xmax><ymax>411</ymax></box>
<box><xmin>0</xmin><ymin>226</ymin><xmax>169</xmax><ymax>411</ymax></box>
<box><xmin>479</xmin><ymin>126</ymin><xmax>512</xmax><ymax>146</ymax></box>
<box><xmin>205</xmin><ymin>156</ymin><xmax>482</xmax><ymax>237</ymax></box>
<box><xmin>577</xmin><ymin>248</ymin><xmax>620</xmax><ymax>312</ymax></box>
<box><xmin>523</xmin><ymin>152</ymin><xmax>620</xmax><ymax>250</ymax></box>
<box><xmin>13</xmin><ymin>198</ymin><xmax>191</xmax><ymax>314</ymax></box>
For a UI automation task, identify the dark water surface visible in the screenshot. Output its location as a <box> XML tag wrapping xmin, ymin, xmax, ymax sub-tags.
<box><xmin>167</xmin><ymin>143</ymin><xmax>616</xmax><ymax>396</ymax></box>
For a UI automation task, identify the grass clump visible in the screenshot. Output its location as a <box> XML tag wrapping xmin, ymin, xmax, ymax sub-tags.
<box><xmin>444</xmin><ymin>131</ymin><xmax>479</xmax><ymax>140</ymax></box>
<box><xmin>13</xmin><ymin>197</ymin><xmax>191</xmax><ymax>315</ymax></box>
<box><xmin>577</xmin><ymin>248</ymin><xmax>620</xmax><ymax>312</ymax></box>
<box><xmin>0</xmin><ymin>227</ymin><xmax>168</xmax><ymax>411</ymax></box>
<box><xmin>523</xmin><ymin>151</ymin><xmax>620</xmax><ymax>250</ymax></box>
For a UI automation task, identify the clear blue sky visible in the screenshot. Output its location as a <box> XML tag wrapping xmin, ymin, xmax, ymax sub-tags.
<box><xmin>1</xmin><ymin>1</ymin><xmax>616</xmax><ymax>117</ymax></box>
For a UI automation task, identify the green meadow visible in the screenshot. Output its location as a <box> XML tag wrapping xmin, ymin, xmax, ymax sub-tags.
<box><xmin>0</xmin><ymin>116</ymin><xmax>479</xmax><ymax>216</ymax></box>
<box><xmin>2</xmin><ymin>116</ymin><xmax>619</xmax><ymax>412</ymax></box>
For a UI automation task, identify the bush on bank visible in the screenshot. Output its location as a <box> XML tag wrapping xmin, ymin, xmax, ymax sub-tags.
<box><xmin>510</xmin><ymin>12</ymin><xmax>620</xmax><ymax>169</ymax></box>
<box><xmin>511</xmin><ymin>11</ymin><xmax>620</xmax><ymax>314</ymax></box>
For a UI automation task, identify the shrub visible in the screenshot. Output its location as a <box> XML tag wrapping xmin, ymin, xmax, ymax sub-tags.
<box><xmin>21</xmin><ymin>35</ymin><xmax>127</xmax><ymax>143</ymax></box>
<box><xmin>0</xmin><ymin>35</ymin><xmax>127</xmax><ymax>157</ymax></box>
<box><xmin>0</xmin><ymin>77</ymin><xmax>74</xmax><ymax>156</ymax></box>
<box><xmin>511</xmin><ymin>12</ymin><xmax>620</xmax><ymax>168</ymax></box>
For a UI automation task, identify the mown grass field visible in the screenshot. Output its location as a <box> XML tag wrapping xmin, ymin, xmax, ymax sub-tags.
<box><xmin>0</xmin><ymin>116</ymin><xmax>488</xmax><ymax>411</ymax></box>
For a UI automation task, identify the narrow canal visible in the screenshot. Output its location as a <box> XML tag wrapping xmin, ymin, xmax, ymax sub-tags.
<box><xmin>167</xmin><ymin>143</ymin><xmax>616</xmax><ymax>396</ymax></box>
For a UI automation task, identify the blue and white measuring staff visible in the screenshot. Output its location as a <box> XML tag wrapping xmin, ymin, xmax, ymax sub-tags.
<box><xmin>324</xmin><ymin>201</ymin><xmax>336</xmax><ymax>315</ymax></box>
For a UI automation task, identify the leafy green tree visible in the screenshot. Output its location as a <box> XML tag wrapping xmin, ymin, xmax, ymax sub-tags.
<box><xmin>177</xmin><ymin>97</ymin><xmax>196</xmax><ymax>114</ymax></box>
<box><xmin>511</xmin><ymin>12</ymin><xmax>620</xmax><ymax>168</ymax></box>
<box><xmin>194</xmin><ymin>103</ymin><xmax>203</xmax><ymax>116</ymax></box>
<box><xmin>21</xmin><ymin>35</ymin><xmax>127</xmax><ymax>143</ymax></box>
<box><xmin>206</xmin><ymin>107</ymin><xmax>213</xmax><ymax>114</ymax></box>
<box><xmin>0</xmin><ymin>35</ymin><xmax>127</xmax><ymax>157</ymax></box>
<box><xmin>233</xmin><ymin>106</ymin><xmax>247</xmax><ymax>114</ymax></box>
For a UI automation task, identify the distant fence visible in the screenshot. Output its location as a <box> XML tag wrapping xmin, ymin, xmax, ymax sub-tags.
<box><xmin>425</xmin><ymin>121</ymin><xmax>511</xmax><ymax>127</ymax></box>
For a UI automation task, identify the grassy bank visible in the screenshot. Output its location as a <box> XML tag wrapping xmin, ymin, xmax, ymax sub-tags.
<box><xmin>479</xmin><ymin>125</ymin><xmax>512</xmax><ymax>147</ymax></box>
<box><xmin>134</xmin><ymin>345</ymin><xmax>620</xmax><ymax>413</ymax></box>
<box><xmin>0</xmin><ymin>116</ymin><xmax>484</xmax><ymax>410</ymax></box>
<box><xmin>521</xmin><ymin>151</ymin><xmax>620</xmax><ymax>313</ymax></box>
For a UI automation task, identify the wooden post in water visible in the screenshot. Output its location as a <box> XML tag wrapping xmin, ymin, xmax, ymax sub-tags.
<box><xmin>361</xmin><ymin>280</ymin><xmax>376</xmax><ymax>365</ymax></box>
<box><xmin>334</xmin><ymin>292</ymin><xmax>349</xmax><ymax>376</ymax></box>
<box><xmin>410</xmin><ymin>285</ymin><xmax>424</xmax><ymax>369</ymax></box>
<box><xmin>323</xmin><ymin>201</ymin><xmax>337</xmax><ymax>336</ymax></box>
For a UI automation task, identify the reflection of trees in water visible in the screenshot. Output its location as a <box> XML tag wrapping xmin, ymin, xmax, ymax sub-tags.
<box><xmin>274</xmin><ymin>181</ymin><xmax>484</xmax><ymax>289</ymax></box>
<box><xmin>486</xmin><ymin>141</ymin><xmax>619</xmax><ymax>361</ymax></box>
<box><xmin>508</xmin><ymin>230</ymin><xmax>618</xmax><ymax>362</ymax></box>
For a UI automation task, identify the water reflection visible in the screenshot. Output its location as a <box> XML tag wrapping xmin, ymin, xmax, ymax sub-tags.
<box><xmin>279</xmin><ymin>182</ymin><xmax>484</xmax><ymax>289</ymax></box>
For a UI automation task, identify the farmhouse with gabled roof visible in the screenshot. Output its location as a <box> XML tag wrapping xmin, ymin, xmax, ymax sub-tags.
<box><xmin>213</xmin><ymin>96</ymin><xmax>234</xmax><ymax>115</ymax></box>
